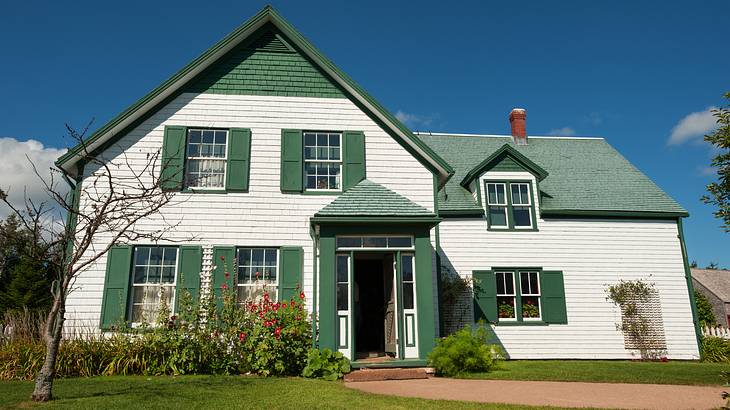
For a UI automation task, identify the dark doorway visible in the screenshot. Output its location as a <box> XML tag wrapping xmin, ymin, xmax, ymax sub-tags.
<box><xmin>354</xmin><ymin>253</ymin><xmax>395</xmax><ymax>359</ymax></box>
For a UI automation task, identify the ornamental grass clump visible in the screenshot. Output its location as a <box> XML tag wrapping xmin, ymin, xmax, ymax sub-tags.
<box><xmin>427</xmin><ymin>322</ymin><xmax>503</xmax><ymax>377</ymax></box>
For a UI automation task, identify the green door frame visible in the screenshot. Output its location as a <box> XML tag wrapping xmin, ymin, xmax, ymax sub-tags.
<box><xmin>314</xmin><ymin>222</ymin><xmax>437</xmax><ymax>361</ymax></box>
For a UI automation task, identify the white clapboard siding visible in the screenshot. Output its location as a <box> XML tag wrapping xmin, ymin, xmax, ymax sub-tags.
<box><xmin>63</xmin><ymin>93</ymin><xmax>434</xmax><ymax>333</ymax></box>
<box><xmin>436</xmin><ymin>171</ymin><xmax>698</xmax><ymax>359</ymax></box>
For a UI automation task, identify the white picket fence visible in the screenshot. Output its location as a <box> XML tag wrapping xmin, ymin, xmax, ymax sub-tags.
<box><xmin>702</xmin><ymin>325</ymin><xmax>730</xmax><ymax>339</ymax></box>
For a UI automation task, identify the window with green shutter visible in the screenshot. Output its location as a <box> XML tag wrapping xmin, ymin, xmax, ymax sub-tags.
<box><xmin>161</xmin><ymin>126</ymin><xmax>187</xmax><ymax>191</ymax></box>
<box><xmin>472</xmin><ymin>268</ymin><xmax>567</xmax><ymax>325</ymax></box>
<box><xmin>100</xmin><ymin>245</ymin><xmax>202</xmax><ymax>329</ymax></box>
<box><xmin>226</xmin><ymin>128</ymin><xmax>252</xmax><ymax>192</ymax></box>
<box><xmin>278</xmin><ymin>247</ymin><xmax>303</xmax><ymax>301</ymax></box>
<box><xmin>343</xmin><ymin>131</ymin><xmax>365</xmax><ymax>190</ymax></box>
<box><xmin>280</xmin><ymin>129</ymin><xmax>303</xmax><ymax>192</ymax></box>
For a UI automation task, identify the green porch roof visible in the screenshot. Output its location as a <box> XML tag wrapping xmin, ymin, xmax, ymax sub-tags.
<box><xmin>416</xmin><ymin>134</ymin><xmax>687</xmax><ymax>217</ymax></box>
<box><xmin>314</xmin><ymin>179</ymin><xmax>436</xmax><ymax>218</ymax></box>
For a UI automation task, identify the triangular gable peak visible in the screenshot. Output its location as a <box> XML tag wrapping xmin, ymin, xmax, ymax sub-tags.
<box><xmin>460</xmin><ymin>144</ymin><xmax>549</xmax><ymax>189</ymax></box>
<box><xmin>56</xmin><ymin>6</ymin><xmax>454</xmax><ymax>185</ymax></box>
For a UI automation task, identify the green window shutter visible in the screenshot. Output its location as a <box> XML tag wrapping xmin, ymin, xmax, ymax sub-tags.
<box><xmin>161</xmin><ymin>125</ymin><xmax>187</xmax><ymax>191</ymax></box>
<box><xmin>541</xmin><ymin>270</ymin><xmax>568</xmax><ymax>324</ymax></box>
<box><xmin>212</xmin><ymin>246</ymin><xmax>236</xmax><ymax>310</ymax></box>
<box><xmin>280</xmin><ymin>129</ymin><xmax>303</xmax><ymax>193</ymax></box>
<box><xmin>472</xmin><ymin>270</ymin><xmax>498</xmax><ymax>323</ymax></box>
<box><xmin>100</xmin><ymin>245</ymin><xmax>133</xmax><ymax>330</ymax></box>
<box><xmin>343</xmin><ymin>131</ymin><xmax>365</xmax><ymax>190</ymax></box>
<box><xmin>176</xmin><ymin>246</ymin><xmax>202</xmax><ymax>311</ymax></box>
<box><xmin>226</xmin><ymin>128</ymin><xmax>252</xmax><ymax>192</ymax></box>
<box><xmin>278</xmin><ymin>247</ymin><xmax>303</xmax><ymax>301</ymax></box>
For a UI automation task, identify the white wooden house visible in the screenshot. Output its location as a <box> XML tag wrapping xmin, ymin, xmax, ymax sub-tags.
<box><xmin>57</xmin><ymin>6</ymin><xmax>700</xmax><ymax>365</ymax></box>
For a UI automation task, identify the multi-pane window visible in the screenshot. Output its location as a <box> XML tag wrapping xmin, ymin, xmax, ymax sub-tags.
<box><xmin>495</xmin><ymin>271</ymin><xmax>516</xmax><ymax>320</ymax></box>
<box><xmin>185</xmin><ymin>129</ymin><xmax>228</xmax><ymax>188</ymax></box>
<box><xmin>304</xmin><ymin>132</ymin><xmax>341</xmax><ymax>190</ymax></box>
<box><xmin>236</xmin><ymin>248</ymin><xmax>278</xmax><ymax>302</ymax></box>
<box><xmin>130</xmin><ymin>246</ymin><xmax>178</xmax><ymax>324</ymax></box>
<box><xmin>485</xmin><ymin>181</ymin><xmax>535</xmax><ymax>229</ymax></box>
<box><xmin>336</xmin><ymin>254</ymin><xmax>349</xmax><ymax>311</ymax></box>
<box><xmin>486</xmin><ymin>183</ymin><xmax>508</xmax><ymax>228</ymax></box>
<box><xmin>510</xmin><ymin>183</ymin><xmax>532</xmax><ymax>228</ymax></box>
<box><xmin>520</xmin><ymin>271</ymin><xmax>541</xmax><ymax>320</ymax></box>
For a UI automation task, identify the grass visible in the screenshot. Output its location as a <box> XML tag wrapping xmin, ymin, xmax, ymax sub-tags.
<box><xmin>462</xmin><ymin>360</ymin><xmax>729</xmax><ymax>385</ymax></box>
<box><xmin>0</xmin><ymin>376</ymin><xmax>560</xmax><ymax>410</ymax></box>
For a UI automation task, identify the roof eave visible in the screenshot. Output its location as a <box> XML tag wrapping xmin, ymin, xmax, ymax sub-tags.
<box><xmin>460</xmin><ymin>144</ymin><xmax>549</xmax><ymax>189</ymax></box>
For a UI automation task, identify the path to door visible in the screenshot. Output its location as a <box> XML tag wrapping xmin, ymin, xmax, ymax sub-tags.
<box><xmin>346</xmin><ymin>377</ymin><xmax>725</xmax><ymax>409</ymax></box>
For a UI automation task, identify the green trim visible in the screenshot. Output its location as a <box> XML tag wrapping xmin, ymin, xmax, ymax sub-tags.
<box><xmin>342</xmin><ymin>130</ymin><xmax>366</xmax><ymax>190</ymax></box>
<box><xmin>226</xmin><ymin>128</ymin><xmax>252</xmax><ymax>192</ymax></box>
<box><xmin>395</xmin><ymin>250</ymin><xmax>405</xmax><ymax>358</ymax></box>
<box><xmin>281</xmin><ymin>129</ymin><xmax>304</xmax><ymax>193</ymax></box>
<box><xmin>677</xmin><ymin>218</ymin><xmax>702</xmax><ymax>354</ymax></box>
<box><xmin>301</xmin><ymin>190</ymin><xmax>342</xmax><ymax>196</ymax></box>
<box><xmin>461</xmin><ymin>144</ymin><xmax>549</xmax><ymax>188</ymax></box>
<box><xmin>439</xmin><ymin>209</ymin><xmax>486</xmax><ymax>217</ymax></box>
<box><xmin>348</xmin><ymin>251</ymin><xmax>355</xmax><ymax>357</ymax></box>
<box><xmin>414</xmin><ymin>232</ymin><xmax>436</xmax><ymax>359</ymax></box>
<box><xmin>484</xmin><ymin>180</ymin><xmax>538</xmax><ymax>232</ymax></box>
<box><xmin>351</xmin><ymin>359</ymin><xmax>427</xmax><ymax>369</ymax></box>
<box><xmin>56</xmin><ymin>6</ymin><xmax>454</xmax><ymax>186</ymax></box>
<box><xmin>278</xmin><ymin>246</ymin><xmax>304</xmax><ymax>302</ymax></box>
<box><xmin>317</xmin><ymin>234</ymin><xmax>336</xmax><ymax>350</ymax></box>
<box><xmin>494</xmin><ymin>321</ymin><xmax>549</xmax><ymax>326</ymax></box>
<box><xmin>541</xmin><ymin>209</ymin><xmax>689</xmax><ymax>218</ymax></box>
<box><xmin>310</xmin><ymin>227</ymin><xmax>319</xmax><ymax>349</ymax></box>
<box><xmin>311</xmin><ymin>216</ymin><xmax>440</xmax><ymax>226</ymax></box>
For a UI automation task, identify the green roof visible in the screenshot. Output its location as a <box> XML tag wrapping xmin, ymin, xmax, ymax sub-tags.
<box><xmin>314</xmin><ymin>179</ymin><xmax>436</xmax><ymax>218</ymax></box>
<box><xmin>56</xmin><ymin>6</ymin><xmax>453</xmax><ymax>184</ymax></box>
<box><xmin>416</xmin><ymin>134</ymin><xmax>687</xmax><ymax>217</ymax></box>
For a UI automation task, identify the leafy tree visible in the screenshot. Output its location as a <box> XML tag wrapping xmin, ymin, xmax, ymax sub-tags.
<box><xmin>0</xmin><ymin>215</ymin><xmax>52</xmax><ymax>315</ymax></box>
<box><xmin>695</xmin><ymin>290</ymin><xmax>718</xmax><ymax>327</ymax></box>
<box><xmin>703</xmin><ymin>92</ymin><xmax>730</xmax><ymax>231</ymax></box>
<box><xmin>706</xmin><ymin>262</ymin><xmax>719</xmax><ymax>270</ymax></box>
<box><xmin>690</xmin><ymin>260</ymin><xmax>698</xmax><ymax>268</ymax></box>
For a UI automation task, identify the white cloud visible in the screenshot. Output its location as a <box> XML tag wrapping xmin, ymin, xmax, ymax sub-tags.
<box><xmin>668</xmin><ymin>107</ymin><xmax>718</xmax><ymax>145</ymax></box>
<box><xmin>548</xmin><ymin>127</ymin><xmax>576</xmax><ymax>136</ymax></box>
<box><xmin>395</xmin><ymin>110</ymin><xmax>436</xmax><ymax>129</ymax></box>
<box><xmin>0</xmin><ymin>138</ymin><xmax>67</xmax><ymax>217</ymax></box>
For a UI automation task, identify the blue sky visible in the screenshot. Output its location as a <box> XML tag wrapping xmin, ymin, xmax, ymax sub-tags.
<box><xmin>1</xmin><ymin>0</ymin><xmax>728</xmax><ymax>266</ymax></box>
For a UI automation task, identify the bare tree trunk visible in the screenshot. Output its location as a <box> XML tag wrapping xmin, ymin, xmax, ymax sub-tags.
<box><xmin>31</xmin><ymin>289</ymin><xmax>65</xmax><ymax>402</ymax></box>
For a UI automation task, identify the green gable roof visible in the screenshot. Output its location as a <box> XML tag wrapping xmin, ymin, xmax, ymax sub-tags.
<box><xmin>56</xmin><ymin>6</ymin><xmax>453</xmax><ymax>184</ymax></box>
<box><xmin>313</xmin><ymin>179</ymin><xmax>437</xmax><ymax>220</ymax></box>
<box><xmin>416</xmin><ymin>134</ymin><xmax>687</xmax><ymax>217</ymax></box>
<box><xmin>461</xmin><ymin>144</ymin><xmax>549</xmax><ymax>187</ymax></box>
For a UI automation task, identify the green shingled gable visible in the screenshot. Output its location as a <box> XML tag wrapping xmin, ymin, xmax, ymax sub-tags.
<box><xmin>186</xmin><ymin>24</ymin><xmax>344</xmax><ymax>98</ymax></box>
<box><xmin>315</xmin><ymin>179</ymin><xmax>436</xmax><ymax>217</ymax></box>
<box><xmin>416</xmin><ymin>134</ymin><xmax>687</xmax><ymax>216</ymax></box>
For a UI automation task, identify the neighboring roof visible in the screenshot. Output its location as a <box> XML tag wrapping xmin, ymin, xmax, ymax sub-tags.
<box><xmin>56</xmin><ymin>6</ymin><xmax>453</xmax><ymax>185</ymax></box>
<box><xmin>313</xmin><ymin>179</ymin><xmax>437</xmax><ymax>221</ymax></box>
<box><xmin>416</xmin><ymin>133</ymin><xmax>688</xmax><ymax>217</ymax></box>
<box><xmin>692</xmin><ymin>268</ymin><xmax>730</xmax><ymax>302</ymax></box>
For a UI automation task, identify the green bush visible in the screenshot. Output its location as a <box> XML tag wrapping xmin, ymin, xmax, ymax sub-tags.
<box><xmin>695</xmin><ymin>291</ymin><xmax>717</xmax><ymax>327</ymax></box>
<box><xmin>301</xmin><ymin>348</ymin><xmax>351</xmax><ymax>381</ymax></box>
<box><xmin>701</xmin><ymin>336</ymin><xmax>730</xmax><ymax>363</ymax></box>
<box><xmin>427</xmin><ymin>323</ymin><xmax>502</xmax><ymax>377</ymax></box>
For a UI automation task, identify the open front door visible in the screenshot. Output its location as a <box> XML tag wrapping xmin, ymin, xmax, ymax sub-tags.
<box><xmin>384</xmin><ymin>259</ymin><xmax>397</xmax><ymax>355</ymax></box>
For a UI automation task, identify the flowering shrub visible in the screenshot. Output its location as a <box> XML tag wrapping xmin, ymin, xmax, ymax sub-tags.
<box><xmin>521</xmin><ymin>301</ymin><xmax>539</xmax><ymax>318</ymax></box>
<box><xmin>498</xmin><ymin>302</ymin><xmax>514</xmax><ymax>318</ymax></box>
<box><xmin>0</xmin><ymin>255</ymin><xmax>312</xmax><ymax>380</ymax></box>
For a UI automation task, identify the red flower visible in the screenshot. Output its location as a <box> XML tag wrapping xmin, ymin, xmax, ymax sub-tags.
<box><xmin>220</xmin><ymin>255</ymin><xmax>225</xmax><ymax>261</ymax></box>
<box><xmin>225</xmin><ymin>271</ymin><xmax>230</xmax><ymax>279</ymax></box>
<box><xmin>274</xmin><ymin>327</ymin><xmax>282</xmax><ymax>338</ymax></box>
<box><xmin>291</xmin><ymin>300</ymin><xmax>296</xmax><ymax>307</ymax></box>
<box><xmin>282</xmin><ymin>302</ymin><xmax>287</xmax><ymax>309</ymax></box>
<box><xmin>258</xmin><ymin>312</ymin><xmax>264</xmax><ymax>318</ymax></box>
<box><xmin>299</xmin><ymin>291</ymin><xmax>305</xmax><ymax>300</ymax></box>
<box><xmin>239</xmin><ymin>332</ymin><xmax>246</xmax><ymax>342</ymax></box>
<box><xmin>263</xmin><ymin>292</ymin><xmax>270</xmax><ymax>301</ymax></box>
<box><xmin>256</xmin><ymin>271</ymin><xmax>261</xmax><ymax>278</ymax></box>
<box><xmin>264</xmin><ymin>321</ymin><xmax>271</xmax><ymax>327</ymax></box>
<box><xmin>221</xmin><ymin>283</ymin><xmax>228</xmax><ymax>290</ymax></box>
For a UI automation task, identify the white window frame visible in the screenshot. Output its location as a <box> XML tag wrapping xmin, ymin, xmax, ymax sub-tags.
<box><xmin>184</xmin><ymin>128</ymin><xmax>228</xmax><ymax>190</ymax></box>
<box><xmin>495</xmin><ymin>270</ymin><xmax>517</xmax><ymax>321</ymax></box>
<box><xmin>519</xmin><ymin>270</ymin><xmax>542</xmax><ymax>321</ymax></box>
<box><xmin>129</xmin><ymin>246</ymin><xmax>179</xmax><ymax>326</ymax></box>
<box><xmin>304</xmin><ymin>131</ymin><xmax>342</xmax><ymax>192</ymax></box>
<box><xmin>510</xmin><ymin>182</ymin><xmax>533</xmax><ymax>229</ymax></box>
<box><xmin>235</xmin><ymin>247</ymin><xmax>279</xmax><ymax>303</ymax></box>
<box><xmin>335</xmin><ymin>235</ymin><xmax>415</xmax><ymax>251</ymax></box>
<box><xmin>486</xmin><ymin>182</ymin><xmax>509</xmax><ymax>229</ymax></box>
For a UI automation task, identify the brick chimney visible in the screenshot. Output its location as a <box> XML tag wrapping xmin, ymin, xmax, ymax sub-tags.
<box><xmin>509</xmin><ymin>108</ymin><xmax>527</xmax><ymax>145</ymax></box>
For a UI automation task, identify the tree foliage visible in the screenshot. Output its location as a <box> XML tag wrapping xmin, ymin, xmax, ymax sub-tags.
<box><xmin>703</xmin><ymin>92</ymin><xmax>730</xmax><ymax>231</ymax></box>
<box><xmin>695</xmin><ymin>291</ymin><xmax>717</xmax><ymax>327</ymax></box>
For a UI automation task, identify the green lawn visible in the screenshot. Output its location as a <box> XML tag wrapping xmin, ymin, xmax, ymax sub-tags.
<box><xmin>0</xmin><ymin>376</ymin><xmax>558</xmax><ymax>410</ymax></box>
<box><xmin>463</xmin><ymin>360</ymin><xmax>729</xmax><ymax>385</ymax></box>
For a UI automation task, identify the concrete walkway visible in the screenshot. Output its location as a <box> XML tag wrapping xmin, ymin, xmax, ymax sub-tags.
<box><xmin>346</xmin><ymin>378</ymin><xmax>726</xmax><ymax>409</ymax></box>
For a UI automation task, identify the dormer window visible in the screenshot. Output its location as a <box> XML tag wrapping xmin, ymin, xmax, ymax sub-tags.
<box><xmin>485</xmin><ymin>181</ymin><xmax>536</xmax><ymax>230</ymax></box>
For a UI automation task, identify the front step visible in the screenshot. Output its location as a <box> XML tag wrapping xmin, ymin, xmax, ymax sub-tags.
<box><xmin>344</xmin><ymin>367</ymin><xmax>430</xmax><ymax>382</ymax></box>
